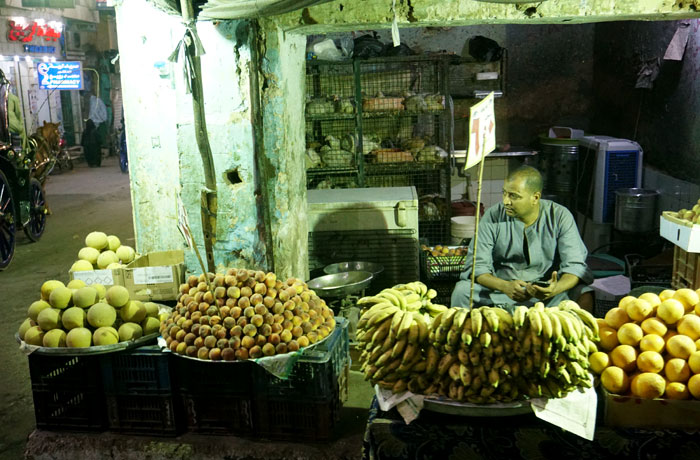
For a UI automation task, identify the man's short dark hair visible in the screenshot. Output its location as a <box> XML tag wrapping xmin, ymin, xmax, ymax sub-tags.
<box><xmin>506</xmin><ymin>166</ymin><xmax>543</xmax><ymax>194</ymax></box>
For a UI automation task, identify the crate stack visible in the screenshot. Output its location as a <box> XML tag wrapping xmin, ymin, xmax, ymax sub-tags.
<box><xmin>660</xmin><ymin>210</ymin><xmax>700</xmax><ymax>290</ymax></box>
<box><xmin>24</xmin><ymin>319</ymin><xmax>350</xmax><ymax>440</ymax></box>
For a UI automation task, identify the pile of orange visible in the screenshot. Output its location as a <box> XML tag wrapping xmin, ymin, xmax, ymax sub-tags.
<box><xmin>590</xmin><ymin>288</ymin><xmax>700</xmax><ymax>400</ymax></box>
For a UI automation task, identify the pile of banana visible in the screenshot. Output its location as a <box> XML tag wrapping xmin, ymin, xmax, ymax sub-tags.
<box><xmin>358</xmin><ymin>294</ymin><xmax>601</xmax><ymax>404</ymax></box>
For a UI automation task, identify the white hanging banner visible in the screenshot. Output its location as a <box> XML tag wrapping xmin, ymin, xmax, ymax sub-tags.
<box><xmin>465</xmin><ymin>91</ymin><xmax>496</xmax><ymax>170</ymax></box>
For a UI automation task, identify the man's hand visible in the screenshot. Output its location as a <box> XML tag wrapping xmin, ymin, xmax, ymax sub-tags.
<box><xmin>502</xmin><ymin>280</ymin><xmax>532</xmax><ymax>301</ymax></box>
<box><xmin>527</xmin><ymin>271</ymin><xmax>559</xmax><ymax>300</ymax></box>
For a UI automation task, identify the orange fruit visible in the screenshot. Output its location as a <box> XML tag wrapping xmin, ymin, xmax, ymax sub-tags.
<box><xmin>689</xmin><ymin>374</ymin><xmax>700</xmax><ymax>399</ymax></box>
<box><xmin>641</xmin><ymin>317</ymin><xmax>668</xmax><ymax>337</ymax></box>
<box><xmin>665</xmin><ymin>358</ymin><xmax>691</xmax><ymax>382</ymax></box>
<box><xmin>618</xmin><ymin>295</ymin><xmax>637</xmax><ymax>310</ymax></box>
<box><xmin>599</xmin><ymin>326</ymin><xmax>619</xmax><ymax>351</ymax></box>
<box><xmin>690</xmin><ymin>351</ymin><xmax>700</xmax><ymax>374</ymax></box>
<box><xmin>629</xmin><ymin>372</ymin><xmax>641</xmax><ymax>395</ymax></box>
<box><xmin>664</xmin><ymin>330</ymin><xmax>679</xmax><ymax>342</ymax></box>
<box><xmin>667</xmin><ymin>334</ymin><xmax>697</xmax><ymax>359</ymax></box>
<box><xmin>677</xmin><ymin>314</ymin><xmax>700</xmax><ymax>340</ymax></box>
<box><xmin>666</xmin><ymin>381</ymin><xmax>690</xmax><ymax>400</ymax></box>
<box><xmin>696</xmin><ymin>302</ymin><xmax>700</xmax><ymax>315</ymax></box>
<box><xmin>658</xmin><ymin>299</ymin><xmax>685</xmax><ymax>325</ymax></box>
<box><xmin>632</xmin><ymin>372</ymin><xmax>665</xmax><ymax>399</ymax></box>
<box><xmin>639</xmin><ymin>334</ymin><xmax>665</xmax><ymax>353</ymax></box>
<box><xmin>605</xmin><ymin>307</ymin><xmax>630</xmax><ymax>330</ymax></box>
<box><xmin>626</xmin><ymin>298</ymin><xmax>653</xmax><ymax>322</ymax></box>
<box><xmin>589</xmin><ymin>351</ymin><xmax>610</xmax><ymax>374</ymax></box>
<box><xmin>696</xmin><ymin>337</ymin><xmax>700</xmax><ymax>349</ymax></box>
<box><xmin>617</xmin><ymin>323</ymin><xmax>644</xmax><ymax>346</ymax></box>
<box><xmin>596</xmin><ymin>318</ymin><xmax>607</xmax><ymax>329</ymax></box>
<box><xmin>639</xmin><ymin>292</ymin><xmax>661</xmax><ymax>310</ymax></box>
<box><xmin>610</xmin><ymin>344</ymin><xmax>637</xmax><ymax>373</ymax></box>
<box><xmin>659</xmin><ymin>289</ymin><xmax>676</xmax><ymax>302</ymax></box>
<box><xmin>672</xmin><ymin>288</ymin><xmax>700</xmax><ymax>313</ymax></box>
<box><xmin>636</xmin><ymin>351</ymin><xmax>664</xmax><ymax>373</ymax></box>
<box><xmin>601</xmin><ymin>366</ymin><xmax>629</xmax><ymax>394</ymax></box>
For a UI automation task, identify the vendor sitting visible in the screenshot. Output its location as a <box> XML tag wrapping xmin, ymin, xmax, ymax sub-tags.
<box><xmin>451</xmin><ymin>166</ymin><xmax>593</xmax><ymax>312</ymax></box>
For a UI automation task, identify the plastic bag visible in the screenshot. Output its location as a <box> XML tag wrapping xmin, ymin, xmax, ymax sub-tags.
<box><xmin>468</xmin><ymin>36</ymin><xmax>503</xmax><ymax>62</ymax></box>
<box><xmin>353</xmin><ymin>34</ymin><xmax>384</xmax><ymax>59</ymax></box>
<box><xmin>313</xmin><ymin>38</ymin><xmax>343</xmax><ymax>61</ymax></box>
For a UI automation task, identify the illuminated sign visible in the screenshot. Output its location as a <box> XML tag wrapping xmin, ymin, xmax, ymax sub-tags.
<box><xmin>8</xmin><ymin>19</ymin><xmax>62</xmax><ymax>43</ymax></box>
<box><xmin>37</xmin><ymin>61</ymin><xmax>82</xmax><ymax>90</ymax></box>
<box><xmin>24</xmin><ymin>45</ymin><xmax>56</xmax><ymax>54</ymax></box>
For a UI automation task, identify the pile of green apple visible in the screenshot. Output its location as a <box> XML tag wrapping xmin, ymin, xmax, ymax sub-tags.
<box><xmin>71</xmin><ymin>231</ymin><xmax>137</xmax><ymax>272</ymax></box>
<box><xmin>18</xmin><ymin>279</ymin><xmax>163</xmax><ymax>348</ymax></box>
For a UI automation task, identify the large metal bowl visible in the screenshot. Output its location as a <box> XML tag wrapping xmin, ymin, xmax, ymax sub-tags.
<box><xmin>323</xmin><ymin>261</ymin><xmax>384</xmax><ymax>277</ymax></box>
<box><xmin>307</xmin><ymin>271</ymin><xmax>373</xmax><ymax>298</ymax></box>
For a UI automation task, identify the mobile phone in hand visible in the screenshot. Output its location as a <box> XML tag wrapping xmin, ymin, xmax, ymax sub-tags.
<box><xmin>531</xmin><ymin>280</ymin><xmax>550</xmax><ymax>288</ymax></box>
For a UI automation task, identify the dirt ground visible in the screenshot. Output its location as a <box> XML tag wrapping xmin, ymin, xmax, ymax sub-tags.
<box><xmin>0</xmin><ymin>156</ymin><xmax>134</xmax><ymax>458</ymax></box>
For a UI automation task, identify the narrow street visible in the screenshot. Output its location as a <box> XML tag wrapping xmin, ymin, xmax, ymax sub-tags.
<box><xmin>0</xmin><ymin>157</ymin><xmax>133</xmax><ymax>458</ymax></box>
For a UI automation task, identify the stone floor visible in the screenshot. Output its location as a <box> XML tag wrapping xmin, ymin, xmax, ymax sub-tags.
<box><xmin>1</xmin><ymin>156</ymin><xmax>376</xmax><ymax>459</ymax></box>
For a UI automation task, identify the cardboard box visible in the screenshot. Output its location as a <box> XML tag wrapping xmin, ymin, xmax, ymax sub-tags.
<box><xmin>123</xmin><ymin>250</ymin><xmax>185</xmax><ymax>301</ymax></box>
<box><xmin>602</xmin><ymin>388</ymin><xmax>700</xmax><ymax>429</ymax></box>
<box><xmin>69</xmin><ymin>268</ymin><xmax>125</xmax><ymax>289</ymax></box>
<box><xmin>660</xmin><ymin>211</ymin><xmax>700</xmax><ymax>253</ymax></box>
<box><xmin>591</xmin><ymin>275</ymin><xmax>630</xmax><ymax>318</ymax></box>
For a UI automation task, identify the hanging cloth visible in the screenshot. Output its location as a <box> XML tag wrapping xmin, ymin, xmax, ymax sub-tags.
<box><xmin>167</xmin><ymin>21</ymin><xmax>206</xmax><ymax>94</ymax></box>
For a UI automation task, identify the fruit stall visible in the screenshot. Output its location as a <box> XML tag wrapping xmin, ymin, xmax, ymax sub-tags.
<box><xmin>14</xmin><ymin>227</ymin><xmax>700</xmax><ymax>456</ymax></box>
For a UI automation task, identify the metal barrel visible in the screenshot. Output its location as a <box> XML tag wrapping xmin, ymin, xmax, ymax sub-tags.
<box><xmin>614</xmin><ymin>188</ymin><xmax>659</xmax><ymax>233</ymax></box>
<box><xmin>538</xmin><ymin>136</ymin><xmax>579</xmax><ymax>214</ymax></box>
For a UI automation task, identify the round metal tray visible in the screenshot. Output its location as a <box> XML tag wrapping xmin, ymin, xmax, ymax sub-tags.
<box><xmin>307</xmin><ymin>270</ymin><xmax>373</xmax><ymax>298</ymax></box>
<box><xmin>165</xmin><ymin>323</ymin><xmax>333</xmax><ymax>362</ymax></box>
<box><xmin>15</xmin><ymin>332</ymin><xmax>159</xmax><ymax>356</ymax></box>
<box><xmin>324</xmin><ymin>261</ymin><xmax>384</xmax><ymax>277</ymax></box>
<box><xmin>423</xmin><ymin>396</ymin><xmax>533</xmax><ymax>417</ymax></box>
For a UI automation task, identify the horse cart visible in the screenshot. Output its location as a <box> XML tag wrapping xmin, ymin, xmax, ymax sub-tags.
<box><xmin>0</xmin><ymin>73</ymin><xmax>49</xmax><ymax>270</ymax></box>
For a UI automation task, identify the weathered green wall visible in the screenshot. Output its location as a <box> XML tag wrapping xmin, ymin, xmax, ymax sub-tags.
<box><xmin>258</xmin><ymin>23</ymin><xmax>309</xmax><ymax>279</ymax></box>
<box><xmin>273</xmin><ymin>0</ymin><xmax>700</xmax><ymax>33</ymax></box>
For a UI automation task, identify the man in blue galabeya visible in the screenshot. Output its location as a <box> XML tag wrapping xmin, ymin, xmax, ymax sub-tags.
<box><xmin>451</xmin><ymin>166</ymin><xmax>593</xmax><ymax>312</ymax></box>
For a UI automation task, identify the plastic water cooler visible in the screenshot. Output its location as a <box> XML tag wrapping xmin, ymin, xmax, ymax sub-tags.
<box><xmin>578</xmin><ymin>135</ymin><xmax>643</xmax><ymax>224</ymax></box>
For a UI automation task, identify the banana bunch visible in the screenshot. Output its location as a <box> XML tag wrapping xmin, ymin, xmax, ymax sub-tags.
<box><xmin>357</xmin><ymin>281</ymin><xmax>448</xmax><ymax>322</ymax></box>
<box><xmin>356</xmin><ymin>299</ymin><xmax>431</xmax><ymax>394</ymax></box>
<box><xmin>420</xmin><ymin>301</ymin><xmax>599</xmax><ymax>403</ymax></box>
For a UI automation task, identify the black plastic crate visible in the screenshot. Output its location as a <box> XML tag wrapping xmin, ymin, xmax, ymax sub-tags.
<box><xmin>426</xmin><ymin>279</ymin><xmax>455</xmax><ymax>307</ymax></box>
<box><xmin>253</xmin><ymin>317</ymin><xmax>350</xmax><ymax>399</ymax></box>
<box><xmin>106</xmin><ymin>393</ymin><xmax>184</xmax><ymax>436</ymax></box>
<box><xmin>28</xmin><ymin>354</ymin><xmax>106</xmax><ymax>431</ymax></box>
<box><xmin>253</xmin><ymin>392</ymin><xmax>341</xmax><ymax>442</ymax></box>
<box><xmin>101</xmin><ymin>346</ymin><xmax>171</xmax><ymax>394</ymax></box>
<box><xmin>181</xmin><ymin>393</ymin><xmax>254</xmax><ymax>435</ymax></box>
<box><xmin>625</xmin><ymin>253</ymin><xmax>672</xmax><ymax>289</ymax></box>
<box><xmin>170</xmin><ymin>354</ymin><xmax>253</xmax><ymax>395</ymax></box>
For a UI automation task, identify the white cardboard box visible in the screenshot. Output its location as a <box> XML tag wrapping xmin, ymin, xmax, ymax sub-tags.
<box><xmin>660</xmin><ymin>211</ymin><xmax>700</xmax><ymax>253</ymax></box>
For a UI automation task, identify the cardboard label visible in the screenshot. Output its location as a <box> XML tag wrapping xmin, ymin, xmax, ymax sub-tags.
<box><xmin>71</xmin><ymin>269</ymin><xmax>115</xmax><ymax>286</ymax></box>
<box><xmin>132</xmin><ymin>266</ymin><xmax>174</xmax><ymax>285</ymax></box>
<box><xmin>465</xmin><ymin>91</ymin><xmax>496</xmax><ymax>169</ymax></box>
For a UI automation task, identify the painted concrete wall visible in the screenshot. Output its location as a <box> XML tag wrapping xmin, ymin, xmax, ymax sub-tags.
<box><xmin>275</xmin><ymin>0</ymin><xmax>700</xmax><ymax>33</ymax></box>
<box><xmin>116</xmin><ymin>1</ymin><xmax>304</xmax><ymax>277</ymax></box>
<box><xmin>259</xmin><ymin>23</ymin><xmax>309</xmax><ymax>279</ymax></box>
<box><xmin>593</xmin><ymin>19</ymin><xmax>700</xmax><ymax>183</ymax></box>
<box><xmin>115</xmin><ymin>0</ymin><xmax>182</xmax><ymax>256</ymax></box>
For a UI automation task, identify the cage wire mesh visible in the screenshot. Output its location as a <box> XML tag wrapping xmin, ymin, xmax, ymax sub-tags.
<box><xmin>447</xmin><ymin>56</ymin><xmax>504</xmax><ymax>98</ymax></box>
<box><xmin>304</xmin><ymin>56</ymin><xmax>453</xmax><ymax>242</ymax></box>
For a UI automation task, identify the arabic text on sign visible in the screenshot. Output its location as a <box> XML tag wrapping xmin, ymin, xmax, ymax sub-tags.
<box><xmin>8</xmin><ymin>20</ymin><xmax>61</xmax><ymax>43</ymax></box>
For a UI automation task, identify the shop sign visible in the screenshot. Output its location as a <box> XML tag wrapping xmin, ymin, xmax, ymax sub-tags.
<box><xmin>8</xmin><ymin>19</ymin><xmax>62</xmax><ymax>43</ymax></box>
<box><xmin>24</xmin><ymin>45</ymin><xmax>56</xmax><ymax>54</ymax></box>
<box><xmin>465</xmin><ymin>91</ymin><xmax>496</xmax><ymax>170</ymax></box>
<box><xmin>37</xmin><ymin>61</ymin><xmax>82</xmax><ymax>90</ymax></box>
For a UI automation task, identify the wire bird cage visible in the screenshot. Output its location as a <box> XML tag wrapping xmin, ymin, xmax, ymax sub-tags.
<box><xmin>308</xmin><ymin>229</ymin><xmax>419</xmax><ymax>293</ymax></box>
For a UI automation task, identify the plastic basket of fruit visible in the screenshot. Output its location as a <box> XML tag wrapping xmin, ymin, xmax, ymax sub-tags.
<box><xmin>421</xmin><ymin>245</ymin><xmax>468</xmax><ymax>281</ymax></box>
<box><xmin>253</xmin><ymin>317</ymin><xmax>349</xmax><ymax>399</ymax></box>
<box><xmin>28</xmin><ymin>353</ymin><xmax>107</xmax><ymax>431</ymax></box>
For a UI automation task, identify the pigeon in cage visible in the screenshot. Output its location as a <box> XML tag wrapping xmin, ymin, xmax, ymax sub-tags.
<box><xmin>305</xmin><ymin>147</ymin><xmax>322</xmax><ymax>169</ymax></box>
<box><xmin>334</xmin><ymin>97</ymin><xmax>354</xmax><ymax>114</ymax></box>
